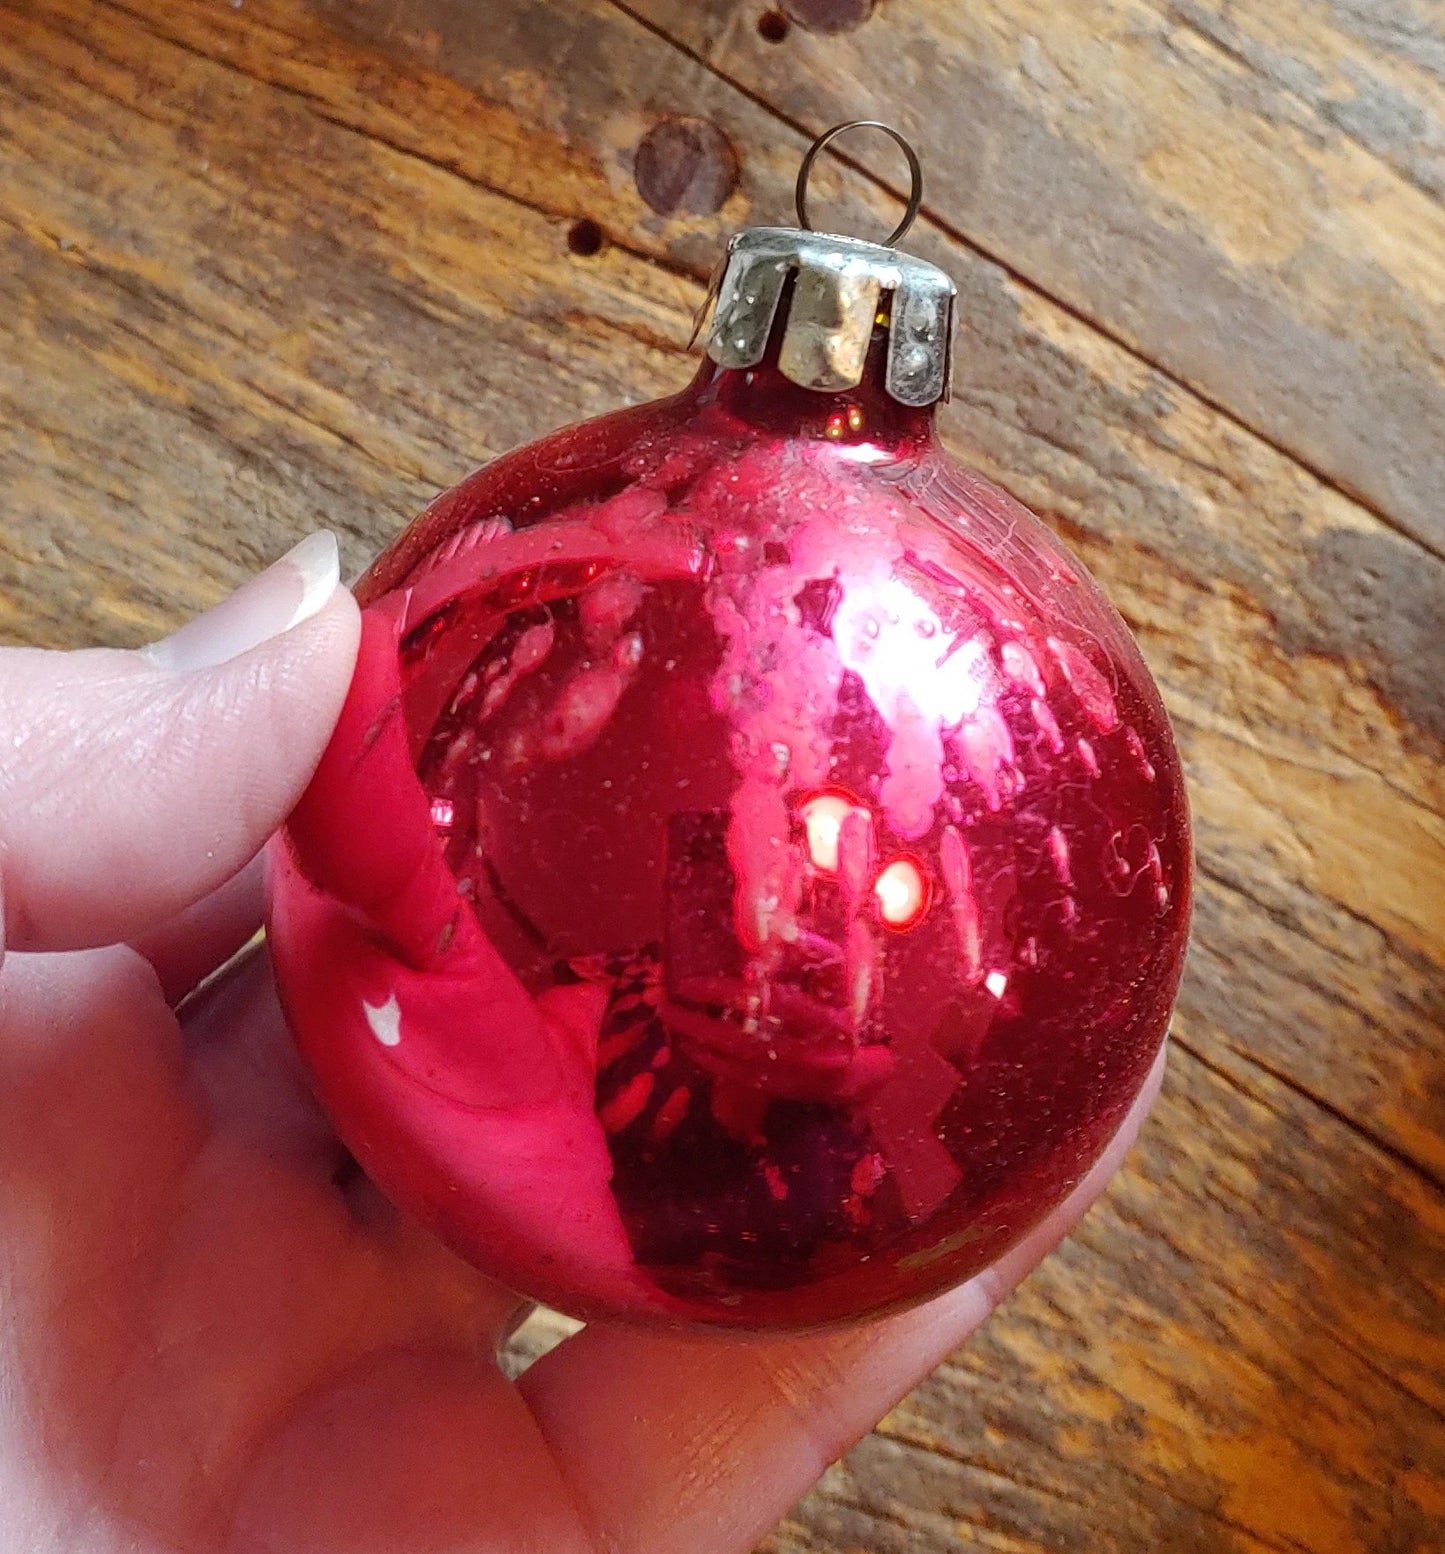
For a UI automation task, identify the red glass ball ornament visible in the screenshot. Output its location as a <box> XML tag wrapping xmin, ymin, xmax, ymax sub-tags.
<box><xmin>268</xmin><ymin>210</ymin><xmax>1190</xmax><ymax>1332</ymax></box>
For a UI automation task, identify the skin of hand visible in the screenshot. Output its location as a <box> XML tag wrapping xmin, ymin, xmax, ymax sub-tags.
<box><xmin>0</xmin><ymin>531</ymin><xmax>1164</xmax><ymax>1554</ymax></box>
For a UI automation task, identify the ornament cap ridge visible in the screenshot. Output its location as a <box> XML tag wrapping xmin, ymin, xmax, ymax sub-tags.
<box><xmin>702</xmin><ymin>225</ymin><xmax>956</xmax><ymax>407</ymax></box>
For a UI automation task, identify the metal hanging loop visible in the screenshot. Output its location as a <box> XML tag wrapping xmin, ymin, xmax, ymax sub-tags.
<box><xmin>794</xmin><ymin>120</ymin><xmax>924</xmax><ymax>248</ymax></box>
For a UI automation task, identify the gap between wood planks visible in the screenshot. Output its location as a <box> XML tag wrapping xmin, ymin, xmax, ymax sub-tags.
<box><xmin>602</xmin><ymin>0</ymin><xmax>1445</xmax><ymax>569</ymax></box>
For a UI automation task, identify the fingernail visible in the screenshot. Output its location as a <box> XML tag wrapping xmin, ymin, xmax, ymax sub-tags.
<box><xmin>144</xmin><ymin>532</ymin><xmax>341</xmax><ymax>674</ymax></box>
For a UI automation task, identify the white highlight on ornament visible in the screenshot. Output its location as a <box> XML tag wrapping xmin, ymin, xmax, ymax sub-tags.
<box><xmin>874</xmin><ymin>857</ymin><xmax>927</xmax><ymax>928</ymax></box>
<box><xmin>801</xmin><ymin>791</ymin><xmax>863</xmax><ymax>874</ymax></box>
<box><xmin>364</xmin><ymin>993</ymin><xmax>403</xmax><ymax>1047</ymax></box>
<box><xmin>985</xmin><ymin>970</ymin><xmax>1008</xmax><ymax>999</ymax></box>
<box><xmin>833</xmin><ymin>576</ymin><xmax>990</xmax><ymax>732</ymax></box>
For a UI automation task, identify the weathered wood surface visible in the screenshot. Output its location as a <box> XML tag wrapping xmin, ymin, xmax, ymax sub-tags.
<box><xmin>1</xmin><ymin>0</ymin><xmax>1441</xmax><ymax>1548</ymax></box>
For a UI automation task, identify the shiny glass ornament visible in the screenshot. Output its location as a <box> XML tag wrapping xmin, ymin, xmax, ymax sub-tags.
<box><xmin>268</xmin><ymin>128</ymin><xmax>1191</xmax><ymax>1331</ymax></box>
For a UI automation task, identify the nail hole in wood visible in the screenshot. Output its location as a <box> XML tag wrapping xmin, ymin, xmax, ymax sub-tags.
<box><xmin>757</xmin><ymin>10</ymin><xmax>791</xmax><ymax>42</ymax></box>
<box><xmin>567</xmin><ymin>218</ymin><xmax>605</xmax><ymax>256</ymax></box>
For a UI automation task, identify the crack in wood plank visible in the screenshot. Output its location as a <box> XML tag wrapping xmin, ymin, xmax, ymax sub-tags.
<box><xmin>1101</xmin><ymin>1151</ymin><xmax>1445</xmax><ymax>1439</ymax></box>
<box><xmin>1168</xmin><ymin>696</ymin><xmax>1440</xmax><ymax>832</ymax></box>
<box><xmin>874</xmin><ymin>1421</ymin><xmax>1314</xmax><ymax>1554</ymax></box>
<box><xmin>1213</xmin><ymin>1027</ymin><xmax>1445</xmax><ymax>1202</ymax></box>
<box><xmin>93</xmin><ymin>0</ymin><xmax>713</xmax><ymax>289</ymax></box>
<box><xmin>0</xmin><ymin>203</ymin><xmax>437</xmax><ymax>495</ymax></box>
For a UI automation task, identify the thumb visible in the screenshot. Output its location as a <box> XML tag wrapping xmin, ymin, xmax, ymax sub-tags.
<box><xmin>0</xmin><ymin>531</ymin><xmax>361</xmax><ymax>955</ymax></box>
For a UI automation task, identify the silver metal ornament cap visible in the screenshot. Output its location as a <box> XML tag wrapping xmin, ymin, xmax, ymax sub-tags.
<box><xmin>702</xmin><ymin>122</ymin><xmax>956</xmax><ymax>408</ymax></box>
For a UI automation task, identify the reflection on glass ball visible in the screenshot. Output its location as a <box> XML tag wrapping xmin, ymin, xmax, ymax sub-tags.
<box><xmin>268</xmin><ymin>367</ymin><xmax>1191</xmax><ymax>1331</ymax></box>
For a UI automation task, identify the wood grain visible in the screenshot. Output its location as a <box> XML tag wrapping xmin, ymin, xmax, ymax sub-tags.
<box><xmin>0</xmin><ymin>0</ymin><xmax>1440</xmax><ymax>1549</ymax></box>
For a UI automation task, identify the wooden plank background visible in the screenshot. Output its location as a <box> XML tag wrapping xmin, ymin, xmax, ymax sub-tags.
<box><xmin>1</xmin><ymin>0</ymin><xmax>1442</xmax><ymax>1548</ymax></box>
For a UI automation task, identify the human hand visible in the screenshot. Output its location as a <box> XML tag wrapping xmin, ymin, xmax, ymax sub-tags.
<box><xmin>0</xmin><ymin>532</ymin><xmax>1162</xmax><ymax>1554</ymax></box>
